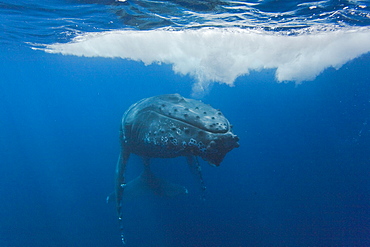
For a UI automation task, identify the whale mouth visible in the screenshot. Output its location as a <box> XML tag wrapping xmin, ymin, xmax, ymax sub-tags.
<box><xmin>155</xmin><ymin>110</ymin><xmax>229</xmax><ymax>134</ymax></box>
<box><xmin>207</xmin><ymin>162</ymin><xmax>218</xmax><ymax>167</ymax></box>
<box><xmin>153</xmin><ymin>94</ymin><xmax>230</xmax><ymax>134</ymax></box>
<box><xmin>153</xmin><ymin>109</ymin><xmax>230</xmax><ymax>134</ymax></box>
<box><xmin>124</xmin><ymin>94</ymin><xmax>232</xmax><ymax>134</ymax></box>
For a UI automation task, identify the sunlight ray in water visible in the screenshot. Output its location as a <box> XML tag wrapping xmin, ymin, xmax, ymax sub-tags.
<box><xmin>37</xmin><ymin>27</ymin><xmax>370</xmax><ymax>93</ymax></box>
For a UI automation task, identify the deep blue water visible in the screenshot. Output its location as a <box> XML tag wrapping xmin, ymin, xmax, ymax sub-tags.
<box><xmin>1</xmin><ymin>0</ymin><xmax>370</xmax><ymax>246</ymax></box>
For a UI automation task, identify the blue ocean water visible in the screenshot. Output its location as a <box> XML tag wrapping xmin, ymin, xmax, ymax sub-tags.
<box><xmin>0</xmin><ymin>0</ymin><xmax>370</xmax><ymax>246</ymax></box>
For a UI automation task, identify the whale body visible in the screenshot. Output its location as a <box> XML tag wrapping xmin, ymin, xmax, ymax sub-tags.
<box><xmin>114</xmin><ymin>94</ymin><xmax>239</xmax><ymax>243</ymax></box>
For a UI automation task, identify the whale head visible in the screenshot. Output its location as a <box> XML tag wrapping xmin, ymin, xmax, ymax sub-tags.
<box><xmin>122</xmin><ymin>94</ymin><xmax>239</xmax><ymax>166</ymax></box>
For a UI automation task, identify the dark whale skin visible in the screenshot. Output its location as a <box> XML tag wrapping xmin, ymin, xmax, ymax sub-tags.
<box><xmin>114</xmin><ymin>94</ymin><xmax>239</xmax><ymax>244</ymax></box>
<box><xmin>120</xmin><ymin>93</ymin><xmax>239</xmax><ymax>166</ymax></box>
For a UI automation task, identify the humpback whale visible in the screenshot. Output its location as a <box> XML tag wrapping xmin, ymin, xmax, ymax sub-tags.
<box><xmin>114</xmin><ymin>93</ymin><xmax>239</xmax><ymax>244</ymax></box>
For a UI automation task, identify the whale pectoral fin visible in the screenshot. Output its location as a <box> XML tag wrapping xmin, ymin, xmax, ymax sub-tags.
<box><xmin>187</xmin><ymin>156</ymin><xmax>206</xmax><ymax>200</ymax></box>
<box><xmin>123</xmin><ymin>166</ymin><xmax>188</xmax><ymax>199</ymax></box>
<box><xmin>115</xmin><ymin>149</ymin><xmax>130</xmax><ymax>245</ymax></box>
<box><xmin>115</xmin><ymin>150</ymin><xmax>130</xmax><ymax>219</ymax></box>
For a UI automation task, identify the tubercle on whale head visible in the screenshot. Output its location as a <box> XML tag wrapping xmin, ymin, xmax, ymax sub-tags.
<box><xmin>201</xmin><ymin>133</ymin><xmax>239</xmax><ymax>166</ymax></box>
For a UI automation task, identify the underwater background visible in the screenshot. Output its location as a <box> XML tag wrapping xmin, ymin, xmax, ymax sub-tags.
<box><xmin>0</xmin><ymin>0</ymin><xmax>370</xmax><ymax>246</ymax></box>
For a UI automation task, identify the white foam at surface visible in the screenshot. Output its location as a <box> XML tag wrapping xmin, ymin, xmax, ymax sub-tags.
<box><xmin>40</xmin><ymin>27</ymin><xmax>370</xmax><ymax>92</ymax></box>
